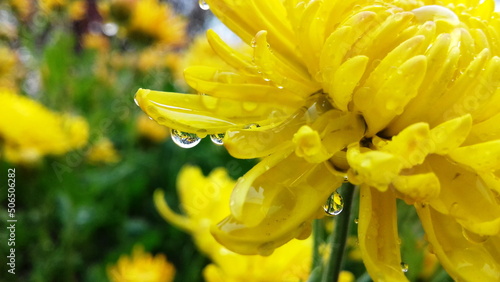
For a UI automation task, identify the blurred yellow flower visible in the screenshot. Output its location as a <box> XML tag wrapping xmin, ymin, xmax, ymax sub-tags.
<box><xmin>136</xmin><ymin>0</ymin><xmax>500</xmax><ymax>281</ymax></box>
<box><xmin>155</xmin><ymin>166</ymin><xmax>312</xmax><ymax>281</ymax></box>
<box><xmin>137</xmin><ymin>113</ymin><xmax>169</xmax><ymax>143</ymax></box>
<box><xmin>9</xmin><ymin>0</ymin><xmax>33</xmax><ymax>20</ymax></box>
<box><xmin>38</xmin><ymin>0</ymin><xmax>66</xmax><ymax>14</ymax></box>
<box><xmin>126</xmin><ymin>0</ymin><xmax>186</xmax><ymax>46</ymax></box>
<box><xmin>0</xmin><ymin>46</ymin><xmax>22</xmax><ymax>90</ymax></box>
<box><xmin>107</xmin><ymin>245</ymin><xmax>175</xmax><ymax>282</ymax></box>
<box><xmin>68</xmin><ymin>0</ymin><xmax>86</xmax><ymax>21</ymax></box>
<box><xmin>82</xmin><ymin>33</ymin><xmax>110</xmax><ymax>53</ymax></box>
<box><xmin>86</xmin><ymin>137</ymin><xmax>120</xmax><ymax>164</ymax></box>
<box><xmin>0</xmin><ymin>89</ymin><xmax>88</xmax><ymax>164</ymax></box>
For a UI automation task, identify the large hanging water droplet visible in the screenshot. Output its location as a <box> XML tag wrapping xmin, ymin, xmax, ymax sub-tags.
<box><xmin>210</xmin><ymin>133</ymin><xmax>225</xmax><ymax>145</ymax></box>
<box><xmin>198</xmin><ymin>0</ymin><xmax>210</xmax><ymax>10</ymax></box>
<box><xmin>171</xmin><ymin>129</ymin><xmax>201</xmax><ymax>148</ymax></box>
<box><xmin>323</xmin><ymin>191</ymin><xmax>344</xmax><ymax>216</ymax></box>
<box><xmin>401</xmin><ymin>262</ymin><xmax>409</xmax><ymax>273</ymax></box>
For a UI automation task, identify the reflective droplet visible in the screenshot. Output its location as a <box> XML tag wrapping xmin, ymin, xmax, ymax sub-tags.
<box><xmin>462</xmin><ymin>227</ymin><xmax>489</xmax><ymax>243</ymax></box>
<box><xmin>210</xmin><ymin>133</ymin><xmax>225</xmax><ymax>145</ymax></box>
<box><xmin>401</xmin><ymin>262</ymin><xmax>409</xmax><ymax>273</ymax></box>
<box><xmin>244</xmin><ymin>123</ymin><xmax>260</xmax><ymax>129</ymax></box>
<box><xmin>323</xmin><ymin>191</ymin><xmax>344</xmax><ymax>216</ymax></box>
<box><xmin>354</xmin><ymin>218</ymin><xmax>359</xmax><ymax>224</ymax></box>
<box><xmin>148</xmin><ymin>116</ymin><xmax>153</xmax><ymax>120</ymax></box>
<box><xmin>251</xmin><ymin>37</ymin><xmax>257</xmax><ymax>47</ymax></box>
<box><xmin>198</xmin><ymin>0</ymin><xmax>210</xmax><ymax>10</ymax></box>
<box><xmin>343</xmin><ymin>175</ymin><xmax>349</xmax><ymax>182</ymax></box>
<box><xmin>171</xmin><ymin>129</ymin><xmax>201</xmax><ymax>148</ymax></box>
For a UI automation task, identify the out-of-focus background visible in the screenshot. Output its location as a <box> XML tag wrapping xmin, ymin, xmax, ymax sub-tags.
<box><xmin>0</xmin><ymin>1</ymin><xmax>256</xmax><ymax>281</ymax></box>
<box><xmin>2</xmin><ymin>0</ymin><xmax>492</xmax><ymax>281</ymax></box>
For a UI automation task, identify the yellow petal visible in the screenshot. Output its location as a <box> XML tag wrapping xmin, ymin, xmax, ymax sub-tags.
<box><xmin>428</xmin><ymin>155</ymin><xmax>500</xmax><ymax>236</ymax></box>
<box><xmin>135</xmin><ymin>88</ymin><xmax>295</xmax><ymax>135</ymax></box>
<box><xmin>346</xmin><ymin>144</ymin><xmax>403</xmax><ymax>191</ymax></box>
<box><xmin>448</xmin><ymin>140</ymin><xmax>500</xmax><ymax>171</ymax></box>
<box><xmin>325</xmin><ymin>55</ymin><xmax>369</xmax><ymax>111</ymax></box>
<box><xmin>357</xmin><ymin>54</ymin><xmax>428</xmax><ymax>136</ymax></box>
<box><xmin>154</xmin><ymin>190</ymin><xmax>193</xmax><ymax>233</ymax></box>
<box><xmin>429</xmin><ymin>114</ymin><xmax>472</xmax><ymax>155</ymax></box>
<box><xmin>416</xmin><ymin>205</ymin><xmax>500</xmax><ymax>281</ymax></box>
<box><xmin>293</xmin><ymin>125</ymin><xmax>330</xmax><ymax>163</ymax></box>
<box><xmin>212</xmin><ymin>155</ymin><xmax>342</xmax><ymax>255</ymax></box>
<box><xmin>358</xmin><ymin>185</ymin><xmax>408</xmax><ymax>281</ymax></box>
<box><xmin>392</xmin><ymin>172</ymin><xmax>441</xmax><ymax>204</ymax></box>
<box><xmin>206</xmin><ymin>29</ymin><xmax>256</xmax><ymax>75</ymax></box>
<box><xmin>183</xmin><ymin>66</ymin><xmax>304</xmax><ymax>106</ymax></box>
<box><xmin>380</xmin><ymin>122</ymin><xmax>431</xmax><ymax>168</ymax></box>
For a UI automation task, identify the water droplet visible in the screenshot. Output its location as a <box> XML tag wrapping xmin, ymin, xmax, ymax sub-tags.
<box><xmin>134</xmin><ymin>97</ymin><xmax>139</xmax><ymax>106</ymax></box>
<box><xmin>251</xmin><ymin>37</ymin><xmax>257</xmax><ymax>48</ymax></box>
<box><xmin>462</xmin><ymin>227</ymin><xmax>489</xmax><ymax>243</ymax></box>
<box><xmin>354</xmin><ymin>218</ymin><xmax>359</xmax><ymax>224</ymax></box>
<box><xmin>401</xmin><ymin>262</ymin><xmax>409</xmax><ymax>273</ymax></box>
<box><xmin>148</xmin><ymin>116</ymin><xmax>153</xmax><ymax>120</ymax></box>
<box><xmin>171</xmin><ymin>129</ymin><xmax>202</xmax><ymax>148</ymax></box>
<box><xmin>198</xmin><ymin>0</ymin><xmax>210</xmax><ymax>10</ymax></box>
<box><xmin>244</xmin><ymin>123</ymin><xmax>260</xmax><ymax>129</ymax></box>
<box><xmin>323</xmin><ymin>191</ymin><xmax>344</xmax><ymax>216</ymax></box>
<box><xmin>210</xmin><ymin>133</ymin><xmax>225</xmax><ymax>145</ymax></box>
<box><xmin>343</xmin><ymin>175</ymin><xmax>349</xmax><ymax>182</ymax></box>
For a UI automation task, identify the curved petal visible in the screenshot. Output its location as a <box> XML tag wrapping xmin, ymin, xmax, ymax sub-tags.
<box><xmin>212</xmin><ymin>154</ymin><xmax>343</xmax><ymax>255</ymax></box>
<box><xmin>358</xmin><ymin>185</ymin><xmax>408</xmax><ymax>281</ymax></box>
<box><xmin>134</xmin><ymin>88</ymin><xmax>295</xmax><ymax>135</ymax></box>
<box><xmin>416</xmin><ymin>205</ymin><xmax>500</xmax><ymax>281</ymax></box>
<box><xmin>428</xmin><ymin>155</ymin><xmax>500</xmax><ymax>236</ymax></box>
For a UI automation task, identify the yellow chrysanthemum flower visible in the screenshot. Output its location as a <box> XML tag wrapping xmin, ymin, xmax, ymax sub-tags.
<box><xmin>136</xmin><ymin>0</ymin><xmax>500</xmax><ymax>281</ymax></box>
<box><xmin>86</xmin><ymin>137</ymin><xmax>120</xmax><ymax>164</ymax></box>
<box><xmin>0</xmin><ymin>89</ymin><xmax>88</xmax><ymax>164</ymax></box>
<box><xmin>155</xmin><ymin>166</ymin><xmax>312</xmax><ymax>281</ymax></box>
<box><xmin>107</xmin><ymin>245</ymin><xmax>175</xmax><ymax>282</ymax></box>
<box><xmin>136</xmin><ymin>113</ymin><xmax>169</xmax><ymax>143</ymax></box>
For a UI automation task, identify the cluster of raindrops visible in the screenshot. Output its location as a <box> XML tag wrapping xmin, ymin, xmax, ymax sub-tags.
<box><xmin>170</xmin><ymin>129</ymin><xmax>225</xmax><ymax>148</ymax></box>
<box><xmin>323</xmin><ymin>191</ymin><xmax>344</xmax><ymax>216</ymax></box>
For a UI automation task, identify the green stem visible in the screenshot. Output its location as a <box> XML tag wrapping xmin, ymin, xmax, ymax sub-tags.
<box><xmin>312</xmin><ymin>218</ymin><xmax>325</xmax><ymax>270</ymax></box>
<box><xmin>321</xmin><ymin>182</ymin><xmax>356</xmax><ymax>282</ymax></box>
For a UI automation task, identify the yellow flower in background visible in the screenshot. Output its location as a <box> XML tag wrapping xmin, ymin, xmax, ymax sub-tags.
<box><xmin>155</xmin><ymin>166</ymin><xmax>312</xmax><ymax>281</ymax></box>
<box><xmin>0</xmin><ymin>89</ymin><xmax>88</xmax><ymax>164</ymax></box>
<box><xmin>107</xmin><ymin>245</ymin><xmax>175</xmax><ymax>282</ymax></box>
<box><xmin>137</xmin><ymin>113</ymin><xmax>169</xmax><ymax>143</ymax></box>
<box><xmin>136</xmin><ymin>0</ymin><xmax>500</xmax><ymax>281</ymax></box>
<box><xmin>9</xmin><ymin>0</ymin><xmax>33</xmax><ymax>20</ymax></box>
<box><xmin>0</xmin><ymin>46</ymin><xmax>22</xmax><ymax>91</ymax></box>
<box><xmin>38</xmin><ymin>0</ymin><xmax>66</xmax><ymax>14</ymax></box>
<box><xmin>86</xmin><ymin>137</ymin><xmax>120</xmax><ymax>164</ymax></box>
<box><xmin>126</xmin><ymin>0</ymin><xmax>187</xmax><ymax>46</ymax></box>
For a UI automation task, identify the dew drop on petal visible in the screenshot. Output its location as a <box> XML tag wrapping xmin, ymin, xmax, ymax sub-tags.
<box><xmin>199</xmin><ymin>0</ymin><xmax>210</xmax><ymax>10</ymax></box>
<box><xmin>323</xmin><ymin>191</ymin><xmax>344</xmax><ymax>216</ymax></box>
<box><xmin>401</xmin><ymin>262</ymin><xmax>409</xmax><ymax>273</ymax></box>
<box><xmin>354</xmin><ymin>218</ymin><xmax>359</xmax><ymax>224</ymax></box>
<box><xmin>244</xmin><ymin>123</ymin><xmax>260</xmax><ymax>129</ymax></box>
<box><xmin>171</xmin><ymin>129</ymin><xmax>202</xmax><ymax>148</ymax></box>
<box><xmin>462</xmin><ymin>227</ymin><xmax>489</xmax><ymax>243</ymax></box>
<box><xmin>257</xmin><ymin>241</ymin><xmax>275</xmax><ymax>256</ymax></box>
<box><xmin>251</xmin><ymin>37</ymin><xmax>257</xmax><ymax>48</ymax></box>
<box><xmin>210</xmin><ymin>133</ymin><xmax>225</xmax><ymax>145</ymax></box>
